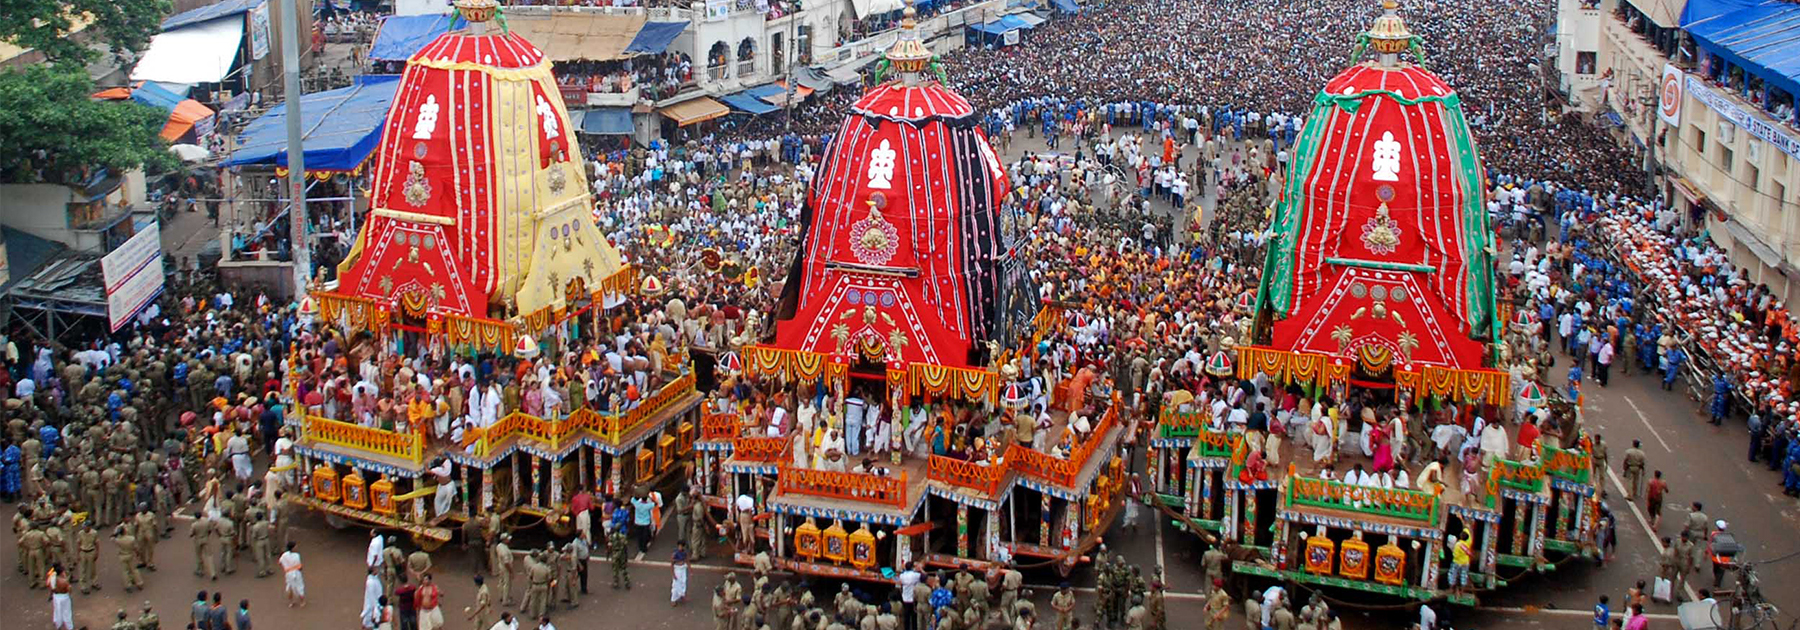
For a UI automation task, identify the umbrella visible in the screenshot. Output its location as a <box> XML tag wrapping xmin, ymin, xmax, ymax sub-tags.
<box><xmin>1236</xmin><ymin>293</ymin><xmax>1255</xmax><ymax>313</ymax></box>
<box><xmin>1002</xmin><ymin>381</ymin><xmax>1028</xmax><ymax>409</ymax></box>
<box><xmin>719</xmin><ymin>350</ymin><xmax>744</xmax><ymax>374</ymax></box>
<box><xmin>514</xmin><ymin>333</ymin><xmax>540</xmax><ymax>358</ymax></box>
<box><xmin>297</xmin><ymin>295</ymin><xmax>318</xmax><ymax>316</ymax></box>
<box><xmin>1517</xmin><ymin>382</ymin><xmax>1546</xmax><ymax>406</ymax></box>
<box><xmin>640</xmin><ymin>275</ymin><xmax>665</xmax><ymax>296</ymax></box>
<box><xmin>1204</xmin><ymin>351</ymin><xmax>1234</xmax><ymax>377</ymax></box>
<box><xmin>169</xmin><ymin>143</ymin><xmax>211</xmax><ymax>162</ymax></box>
<box><xmin>1512</xmin><ymin>309</ymin><xmax>1538</xmax><ymax>327</ymax></box>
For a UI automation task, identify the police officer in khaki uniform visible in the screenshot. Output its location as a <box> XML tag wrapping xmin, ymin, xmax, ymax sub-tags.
<box><xmin>76</xmin><ymin>522</ymin><xmax>100</xmax><ymax>593</ymax></box>
<box><xmin>113</xmin><ymin>525</ymin><xmax>143</xmax><ymax>592</ymax></box>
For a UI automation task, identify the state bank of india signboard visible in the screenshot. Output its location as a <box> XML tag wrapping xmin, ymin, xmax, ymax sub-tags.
<box><xmin>1686</xmin><ymin>74</ymin><xmax>1800</xmax><ymax>163</ymax></box>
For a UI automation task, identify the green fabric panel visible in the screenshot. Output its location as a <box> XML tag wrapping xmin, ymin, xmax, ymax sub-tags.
<box><xmin>1440</xmin><ymin>102</ymin><xmax>1497</xmax><ymax>345</ymax></box>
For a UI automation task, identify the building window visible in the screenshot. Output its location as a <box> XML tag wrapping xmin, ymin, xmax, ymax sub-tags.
<box><xmin>1576</xmin><ymin>51</ymin><xmax>1598</xmax><ymax>75</ymax></box>
<box><xmin>1720</xmin><ymin>145</ymin><xmax>1734</xmax><ymax>175</ymax></box>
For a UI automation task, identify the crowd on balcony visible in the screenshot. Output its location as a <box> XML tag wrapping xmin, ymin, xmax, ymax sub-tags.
<box><xmin>1694</xmin><ymin>51</ymin><xmax>1799</xmax><ymax>127</ymax></box>
<box><xmin>555</xmin><ymin>53</ymin><xmax>694</xmax><ymax>102</ymax></box>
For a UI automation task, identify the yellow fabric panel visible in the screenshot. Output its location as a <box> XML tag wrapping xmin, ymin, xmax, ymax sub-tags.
<box><xmin>502</xmin><ymin>13</ymin><xmax>647</xmax><ymax>62</ymax></box>
<box><xmin>658</xmin><ymin>97</ymin><xmax>729</xmax><ymax>126</ymax></box>
<box><xmin>487</xmin><ymin>75</ymin><xmax>539</xmax><ymax>306</ymax></box>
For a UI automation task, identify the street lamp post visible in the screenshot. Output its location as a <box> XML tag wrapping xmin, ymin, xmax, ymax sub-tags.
<box><xmin>279</xmin><ymin>0</ymin><xmax>312</xmax><ymax>299</ymax></box>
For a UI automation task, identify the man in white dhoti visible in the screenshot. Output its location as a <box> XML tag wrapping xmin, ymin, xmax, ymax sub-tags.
<box><xmin>280</xmin><ymin>542</ymin><xmax>306</xmax><ymax>606</ymax></box>
<box><xmin>820</xmin><ymin>429</ymin><xmax>846</xmax><ymax>472</ymax></box>
<box><xmin>1309</xmin><ymin>409</ymin><xmax>1335</xmax><ymax>464</ymax></box>
<box><xmin>844</xmin><ymin>396</ymin><xmax>866</xmax><ymax>457</ymax></box>
<box><xmin>868</xmin><ymin>405</ymin><xmax>890</xmax><ymax>454</ymax></box>
<box><xmin>361</xmin><ymin>568</ymin><xmax>383</xmax><ymax>628</ymax></box>
<box><xmin>904</xmin><ymin>404</ymin><xmax>928</xmax><ymax>456</ymax></box>
<box><xmin>1478</xmin><ymin>419</ymin><xmax>1508</xmax><ymax>466</ymax></box>
<box><xmin>430</xmin><ymin>458</ymin><xmax>456</xmax><ymax>517</ymax></box>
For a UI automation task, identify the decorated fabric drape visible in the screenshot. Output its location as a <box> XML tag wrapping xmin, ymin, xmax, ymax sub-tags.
<box><xmin>1234</xmin><ymin>346</ymin><xmax>1352</xmax><ymax>386</ymax></box>
<box><xmin>745</xmin><ymin>345</ymin><xmax>841</xmax><ymax>382</ymax></box>
<box><xmin>908</xmin><ymin>363</ymin><xmax>999</xmax><ymax>403</ymax></box>
<box><xmin>442</xmin><ymin>312</ymin><xmax>514</xmax><ymax>349</ymax></box>
<box><xmin>316</xmin><ymin>291</ymin><xmax>392</xmax><ymax>333</ymax></box>
<box><xmin>1393</xmin><ymin>365</ymin><xmax>1510</xmax><ymax>406</ymax></box>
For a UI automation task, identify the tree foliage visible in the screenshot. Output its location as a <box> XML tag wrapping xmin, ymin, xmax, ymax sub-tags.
<box><xmin>0</xmin><ymin>64</ymin><xmax>177</xmax><ymax>184</ymax></box>
<box><xmin>0</xmin><ymin>0</ymin><xmax>172</xmax><ymax>67</ymax></box>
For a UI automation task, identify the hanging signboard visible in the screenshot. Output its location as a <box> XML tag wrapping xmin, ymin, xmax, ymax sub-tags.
<box><xmin>249</xmin><ymin>2</ymin><xmax>272</xmax><ymax>60</ymax></box>
<box><xmin>1686</xmin><ymin>74</ymin><xmax>1800</xmax><ymax>162</ymax></box>
<box><xmin>102</xmin><ymin>223</ymin><xmax>166</xmax><ymax>332</ymax></box>
<box><xmin>1657</xmin><ymin>64</ymin><xmax>1683</xmax><ymax>126</ymax></box>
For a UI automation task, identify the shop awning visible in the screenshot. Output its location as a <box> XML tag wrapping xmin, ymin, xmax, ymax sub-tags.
<box><xmin>131</xmin><ymin>16</ymin><xmax>245</xmax><ymax>85</ymax></box>
<box><xmin>658</xmin><ymin>96</ymin><xmax>730</xmax><ymax>126</ymax></box>
<box><xmin>368</xmin><ymin>14</ymin><xmax>462</xmax><ymax>61</ymax></box>
<box><xmin>1669</xmin><ymin>175</ymin><xmax>1707</xmax><ymax>203</ymax></box>
<box><xmin>580</xmin><ymin>107</ymin><xmax>634</xmax><ymax>135</ymax></box>
<box><xmin>850</xmin><ymin>0</ymin><xmax>905</xmax><ymax>19</ymax></box>
<box><xmin>720</xmin><ymin>91</ymin><xmax>780</xmax><ymax>115</ymax></box>
<box><xmin>162</xmin><ymin>0</ymin><xmax>262</xmax><ymax>30</ymax></box>
<box><xmin>624</xmin><ymin>21</ymin><xmax>686</xmax><ymax>55</ymax></box>
<box><xmin>129</xmin><ymin>81</ymin><xmax>187</xmax><ymax>110</ymax></box>
<box><xmin>160</xmin><ymin>99</ymin><xmax>217</xmax><ymax>141</ymax></box>
<box><xmin>504</xmin><ymin>13</ymin><xmax>647</xmax><ymax>62</ymax></box>
<box><xmin>1012</xmin><ymin>12</ymin><xmax>1047</xmax><ymax>26</ymax></box>
<box><xmin>793</xmin><ymin>66</ymin><xmax>834</xmax><ymax>92</ymax></box>
<box><xmin>757</xmin><ymin>82</ymin><xmax>814</xmax><ymax>106</ymax></box>
<box><xmin>1052</xmin><ymin>0</ymin><xmax>1080</xmax><ymax>14</ymax></box>
<box><xmin>223</xmin><ymin>75</ymin><xmax>401</xmax><ymax>172</ymax></box>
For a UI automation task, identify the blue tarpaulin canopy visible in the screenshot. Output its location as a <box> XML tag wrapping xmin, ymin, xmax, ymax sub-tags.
<box><xmin>223</xmin><ymin>75</ymin><xmax>401</xmax><ymax>171</ymax></box>
<box><xmin>995</xmin><ymin>15</ymin><xmax>1035</xmax><ymax>30</ymax></box>
<box><xmin>1052</xmin><ymin>0</ymin><xmax>1079</xmax><ymax>14</ymax></box>
<box><xmin>720</xmin><ymin>91</ymin><xmax>780</xmax><ymax>115</ymax></box>
<box><xmin>1683</xmin><ymin>0</ymin><xmax>1800</xmax><ymax>102</ymax></box>
<box><xmin>624</xmin><ymin>21</ymin><xmax>686</xmax><ymax>55</ymax></box>
<box><xmin>743</xmin><ymin>84</ymin><xmax>788</xmax><ymax>102</ymax></box>
<box><xmin>163</xmin><ymin>0</ymin><xmax>263</xmax><ymax>30</ymax></box>
<box><xmin>131</xmin><ymin>82</ymin><xmax>187</xmax><ymax>112</ymax></box>
<box><xmin>967</xmin><ymin>21</ymin><xmax>1009</xmax><ymax>34</ymax></box>
<box><xmin>579</xmin><ymin>107</ymin><xmax>634</xmax><ymax>135</ymax></box>
<box><xmin>368</xmin><ymin>14</ymin><xmax>463</xmax><ymax>61</ymax></box>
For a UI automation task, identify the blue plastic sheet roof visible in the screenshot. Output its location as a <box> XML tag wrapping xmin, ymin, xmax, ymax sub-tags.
<box><xmin>968</xmin><ymin>21</ymin><xmax>1008</xmax><ymax>34</ymax></box>
<box><xmin>368</xmin><ymin>14</ymin><xmax>463</xmax><ymax>61</ymax></box>
<box><xmin>1052</xmin><ymin>0</ymin><xmax>1079</xmax><ymax>14</ymax></box>
<box><xmin>223</xmin><ymin>75</ymin><xmax>401</xmax><ymax>171</ymax></box>
<box><xmin>720</xmin><ymin>91</ymin><xmax>779</xmax><ymax>115</ymax></box>
<box><xmin>163</xmin><ymin>0</ymin><xmax>263</xmax><ymax>31</ymax></box>
<box><xmin>579</xmin><ymin>107</ymin><xmax>634</xmax><ymax>135</ymax></box>
<box><xmin>624</xmin><ymin>21</ymin><xmax>686</xmax><ymax>55</ymax></box>
<box><xmin>995</xmin><ymin>15</ymin><xmax>1035</xmax><ymax>30</ymax></box>
<box><xmin>131</xmin><ymin>82</ymin><xmax>186</xmax><ymax>112</ymax></box>
<box><xmin>743</xmin><ymin>84</ymin><xmax>787</xmax><ymax>101</ymax></box>
<box><xmin>1684</xmin><ymin>0</ymin><xmax>1800</xmax><ymax>100</ymax></box>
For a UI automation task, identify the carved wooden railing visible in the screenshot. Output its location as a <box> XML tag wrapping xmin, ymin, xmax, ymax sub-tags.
<box><xmin>1157</xmin><ymin>408</ymin><xmax>1209</xmax><ymax>439</ymax></box>
<box><xmin>593</xmin><ymin>373</ymin><xmax>696</xmax><ymax>443</ymax></box>
<box><xmin>303</xmin><ymin>415</ymin><xmax>424</xmax><ymax>464</ymax></box>
<box><xmin>926</xmin><ymin>454</ymin><xmax>1008</xmax><ymax>495</ymax></box>
<box><xmin>1002</xmin><ymin>402</ymin><xmax>1120</xmax><ymax>488</ymax></box>
<box><xmin>777</xmin><ymin>464</ymin><xmax>907</xmax><ymax>508</ymax></box>
<box><xmin>1285</xmin><ymin>475</ymin><xmax>1441</xmax><ymax>524</ymax></box>
<box><xmin>456</xmin><ymin>373</ymin><xmax>697</xmax><ymax>458</ymax></box>
<box><xmin>732</xmin><ymin>434</ymin><xmax>792</xmax><ymax>462</ymax></box>
<box><xmin>1489</xmin><ymin>457</ymin><xmax>1546</xmax><ymax>493</ymax></box>
<box><xmin>701</xmin><ymin>412</ymin><xmax>742</xmax><ymax>441</ymax></box>
<box><xmin>1540</xmin><ymin>444</ymin><xmax>1592</xmax><ymax>484</ymax></box>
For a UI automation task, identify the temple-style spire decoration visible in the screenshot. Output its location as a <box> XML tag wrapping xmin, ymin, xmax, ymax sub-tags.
<box><xmin>885</xmin><ymin>8</ymin><xmax>934</xmax><ymax>84</ymax></box>
<box><xmin>1365</xmin><ymin>0</ymin><xmax>1413</xmax><ymax>67</ymax></box>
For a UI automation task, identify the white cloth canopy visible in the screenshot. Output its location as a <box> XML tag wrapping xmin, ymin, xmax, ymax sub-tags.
<box><xmin>132</xmin><ymin>16</ymin><xmax>244</xmax><ymax>84</ymax></box>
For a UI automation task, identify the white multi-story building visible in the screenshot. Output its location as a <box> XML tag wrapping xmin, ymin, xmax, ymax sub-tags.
<box><xmin>1556</xmin><ymin>0</ymin><xmax>1800</xmax><ymax>300</ymax></box>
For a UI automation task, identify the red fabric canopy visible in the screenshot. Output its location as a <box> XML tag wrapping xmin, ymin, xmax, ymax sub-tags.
<box><xmin>770</xmin><ymin>81</ymin><xmax>1007</xmax><ymax>369</ymax></box>
<box><xmin>1263</xmin><ymin>63</ymin><xmax>1494</xmax><ymax>371</ymax></box>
